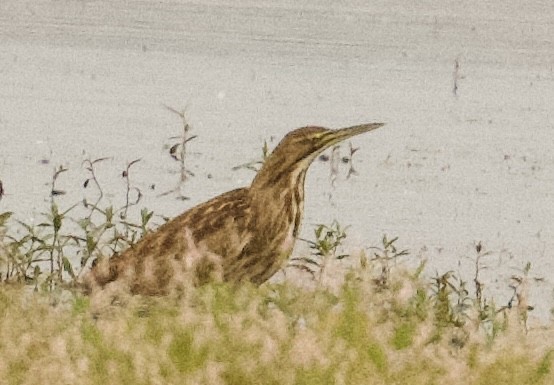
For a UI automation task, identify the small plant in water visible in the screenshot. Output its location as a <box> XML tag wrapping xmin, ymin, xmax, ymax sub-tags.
<box><xmin>160</xmin><ymin>105</ymin><xmax>197</xmax><ymax>200</ymax></box>
<box><xmin>232</xmin><ymin>139</ymin><xmax>269</xmax><ymax>172</ymax></box>
<box><xmin>0</xmin><ymin>157</ymin><xmax>154</xmax><ymax>291</ymax></box>
<box><xmin>430</xmin><ymin>271</ymin><xmax>471</xmax><ymax>328</ymax></box>
<box><xmin>366</xmin><ymin>235</ymin><xmax>409</xmax><ymax>289</ymax></box>
<box><xmin>503</xmin><ymin>261</ymin><xmax>540</xmax><ymax>331</ymax></box>
<box><xmin>290</xmin><ymin>220</ymin><xmax>348</xmax><ymax>284</ymax></box>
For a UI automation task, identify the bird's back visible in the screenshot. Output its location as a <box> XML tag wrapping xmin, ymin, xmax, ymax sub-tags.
<box><xmin>86</xmin><ymin>188</ymin><xmax>252</xmax><ymax>295</ymax></box>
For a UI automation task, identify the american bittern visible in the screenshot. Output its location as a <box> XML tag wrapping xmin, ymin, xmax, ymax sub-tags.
<box><xmin>86</xmin><ymin>122</ymin><xmax>384</xmax><ymax>295</ymax></box>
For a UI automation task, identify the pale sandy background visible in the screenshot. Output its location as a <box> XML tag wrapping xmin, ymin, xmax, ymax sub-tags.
<box><xmin>0</xmin><ymin>0</ymin><xmax>553</xmax><ymax>321</ymax></box>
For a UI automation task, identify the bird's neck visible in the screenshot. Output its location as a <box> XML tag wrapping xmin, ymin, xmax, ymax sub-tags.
<box><xmin>252</xmin><ymin>148</ymin><xmax>314</xmax><ymax>191</ymax></box>
<box><xmin>251</xmin><ymin>155</ymin><xmax>291</xmax><ymax>190</ymax></box>
<box><xmin>249</xmin><ymin>167</ymin><xmax>307</xmax><ymax>238</ymax></box>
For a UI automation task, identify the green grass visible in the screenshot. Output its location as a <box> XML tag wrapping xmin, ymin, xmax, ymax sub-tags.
<box><xmin>0</xmin><ymin>266</ymin><xmax>553</xmax><ymax>385</ymax></box>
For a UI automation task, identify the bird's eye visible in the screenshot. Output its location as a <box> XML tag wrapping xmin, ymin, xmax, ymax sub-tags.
<box><xmin>314</xmin><ymin>131</ymin><xmax>326</xmax><ymax>139</ymax></box>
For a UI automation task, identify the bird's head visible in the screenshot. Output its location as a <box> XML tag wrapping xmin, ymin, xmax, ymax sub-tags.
<box><xmin>252</xmin><ymin>122</ymin><xmax>385</xmax><ymax>188</ymax></box>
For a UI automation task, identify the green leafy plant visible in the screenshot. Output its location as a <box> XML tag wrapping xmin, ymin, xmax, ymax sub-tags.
<box><xmin>366</xmin><ymin>235</ymin><xmax>409</xmax><ymax>289</ymax></box>
<box><xmin>0</xmin><ymin>157</ymin><xmax>154</xmax><ymax>290</ymax></box>
<box><xmin>290</xmin><ymin>220</ymin><xmax>348</xmax><ymax>283</ymax></box>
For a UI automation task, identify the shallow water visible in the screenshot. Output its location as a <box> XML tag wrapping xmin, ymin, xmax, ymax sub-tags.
<box><xmin>1</xmin><ymin>0</ymin><xmax>553</xmax><ymax>322</ymax></box>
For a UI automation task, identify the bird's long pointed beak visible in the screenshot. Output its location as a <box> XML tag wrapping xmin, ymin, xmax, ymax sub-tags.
<box><xmin>320</xmin><ymin>122</ymin><xmax>385</xmax><ymax>149</ymax></box>
<box><xmin>336</xmin><ymin>122</ymin><xmax>385</xmax><ymax>137</ymax></box>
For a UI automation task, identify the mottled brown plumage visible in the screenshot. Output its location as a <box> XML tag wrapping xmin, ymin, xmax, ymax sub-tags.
<box><xmin>86</xmin><ymin>123</ymin><xmax>384</xmax><ymax>295</ymax></box>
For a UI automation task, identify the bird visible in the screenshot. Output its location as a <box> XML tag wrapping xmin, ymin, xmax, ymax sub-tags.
<box><xmin>85</xmin><ymin>122</ymin><xmax>384</xmax><ymax>295</ymax></box>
